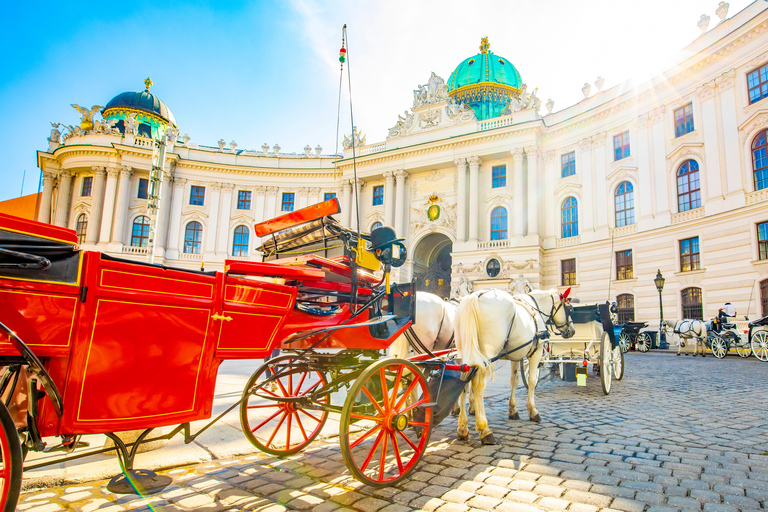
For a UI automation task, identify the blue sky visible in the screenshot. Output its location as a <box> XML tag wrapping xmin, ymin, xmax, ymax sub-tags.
<box><xmin>0</xmin><ymin>0</ymin><xmax>754</xmax><ymax>202</ymax></box>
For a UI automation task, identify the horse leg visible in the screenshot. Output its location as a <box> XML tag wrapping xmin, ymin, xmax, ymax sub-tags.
<box><xmin>456</xmin><ymin>388</ymin><xmax>469</xmax><ymax>441</ymax></box>
<box><xmin>468</xmin><ymin>380</ymin><xmax>475</xmax><ymax>415</ymax></box>
<box><xmin>471</xmin><ymin>372</ymin><xmax>495</xmax><ymax>444</ymax></box>
<box><xmin>526</xmin><ymin>349</ymin><xmax>543</xmax><ymax>422</ymax></box>
<box><xmin>508</xmin><ymin>361</ymin><xmax>520</xmax><ymax>420</ymax></box>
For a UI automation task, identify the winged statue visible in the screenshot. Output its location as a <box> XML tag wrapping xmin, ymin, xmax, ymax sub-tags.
<box><xmin>71</xmin><ymin>104</ymin><xmax>103</xmax><ymax>131</ymax></box>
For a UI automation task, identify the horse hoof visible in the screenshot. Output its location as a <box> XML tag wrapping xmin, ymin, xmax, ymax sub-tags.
<box><xmin>457</xmin><ymin>432</ymin><xmax>469</xmax><ymax>441</ymax></box>
<box><xmin>676</xmin><ymin>353</ymin><xmax>681</xmax><ymax>356</ymax></box>
<box><xmin>531</xmin><ymin>413</ymin><xmax>542</xmax><ymax>423</ymax></box>
<box><xmin>509</xmin><ymin>412</ymin><xmax>520</xmax><ymax>420</ymax></box>
<box><xmin>480</xmin><ymin>433</ymin><xmax>496</xmax><ymax>445</ymax></box>
<box><xmin>469</xmin><ymin>410</ymin><xmax>475</xmax><ymax>416</ymax></box>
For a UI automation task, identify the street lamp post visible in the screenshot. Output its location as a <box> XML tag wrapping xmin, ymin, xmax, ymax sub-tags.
<box><xmin>654</xmin><ymin>269</ymin><xmax>669</xmax><ymax>349</ymax></box>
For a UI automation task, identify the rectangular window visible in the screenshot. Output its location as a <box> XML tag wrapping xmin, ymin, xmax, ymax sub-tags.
<box><xmin>561</xmin><ymin>258</ymin><xmax>576</xmax><ymax>286</ymax></box>
<box><xmin>237</xmin><ymin>190</ymin><xmax>251</xmax><ymax>210</ymax></box>
<box><xmin>372</xmin><ymin>185</ymin><xmax>384</xmax><ymax>206</ymax></box>
<box><xmin>324</xmin><ymin>192</ymin><xmax>336</xmax><ymax>201</ymax></box>
<box><xmin>616</xmin><ymin>249</ymin><xmax>633</xmax><ymax>280</ymax></box>
<box><xmin>492</xmin><ymin>165</ymin><xmax>507</xmax><ymax>188</ymax></box>
<box><xmin>281</xmin><ymin>192</ymin><xmax>295</xmax><ymax>212</ymax></box>
<box><xmin>190</xmin><ymin>185</ymin><xmax>205</xmax><ymax>206</ymax></box>
<box><xmin>674</xmin><ymin>104</ymin><xmax>694</xmax><ymax>137</ymax></box>
<box><xmin>748</xmin><ymin>64</ymin><xmax>768</xmax><ymax>104</ymax></box>
<box><xmin>81</xmin><ymin>177</ymin><xmax>93</xmax><ymax>197</ymax></box>
<box><xmin>759</xmin><ymin>221</ymin><xmax>768</xmax><ymax>260</ymax></box>
<box><xmin>680</xmin><ymin>237</ymin><xmax>701</xmax><ymax>272</ymax></box>
<box><xmin>561</xmin><ymin>152</ymin><xmax>575</xmax><ymax>178</ymax></box>
<box><xmin>613</xmin><ymin>131</ymin><xmax>630</xmax><ymax>161</ymax></box>
<box><xmin>138</xmin><ymin>178</ymin><xmax>148</xmax><ymax>199</ymax></box>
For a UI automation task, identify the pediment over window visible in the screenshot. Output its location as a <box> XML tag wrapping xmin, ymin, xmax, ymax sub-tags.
<box><xmin>739</xmin><ymin>109</ymin><xmax>768</xmax><ymax>144</ymax></box>
<box><xmin>555</xmin><ymin>183</ymin><xmax>582</xmax><ymax>200</ymax></box>
<box><xmin>666</xmin><ymin>143</ymin><xmax>705</xmax><ymax>173</ymax></box>
<box><xmin>484</xmin><ymin>192</ymin><xmax>512</xmax><ymax>206</ymax></box>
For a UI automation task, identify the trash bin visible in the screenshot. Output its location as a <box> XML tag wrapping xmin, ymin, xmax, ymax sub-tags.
<box><xmin>645</xmin><ymin>331</ymin><xmax>659</xmax><ymax>349</ymax></box>
<box><xmin>563</xmin><ymin>364</ymin><xmax>577</xmax><ymax>382</ymax></box>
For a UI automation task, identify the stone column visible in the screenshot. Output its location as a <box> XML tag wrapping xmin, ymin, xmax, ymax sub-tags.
<box><xmin>697</xmin><ymin>81</ymin><xmax>722</xmax><ymax>200</ymax></box>
<box><xmin>265</xmin><ymin>186</ymin><xmax>278</xmax><ymax>221</ymax></box>
<box><xmin>38</xmin><ymin>171</ymin><xmax>56</xmax><ymax>224</ymax></box>
<box><xmin>468</xmin><ymin>157</ymin><xmax>480</xmax><ymax>241</ymax></box>
<box><xmin>383</xmin><ymin>171</ymin><xmax>395</xmax><ymax>227</ymax></box>
<box><xmin>454</xmin><ymin>159</ymin><xmax>468</xmax><ymax>243</ymax></box>
<box><xmin>110</xmin><ymin>167</ymin><xmax>133</xmax><ymax>244</ymax></box>
<box><xmin>394</xmin><ymin>170</ymin><xmax>408</xmax><ymax>238</ymax></box>
<box><xmin>205</xmin><ymin>183</ymin><xmax>222</xmax><ymax>257</ymax></box>
<box><xmin>53</xmin><ymin>171</ymin><xmax>73</xmax><ymax>227</ymax></box>
<box><xmin>218</xmin><ymin>183</ymin><xmax>234</xmax><ymax>255</ymax></box>
<box><xmin>543</xmin><ymin>151</ymin><xmax>556</xmax><ymax>239</ymax></box>
<box><xmin>85</xmin><ymin>167</ymin><xmax>106</xmax><ymax>244</ymax></box>
<box><xmin>650</xmin><ymin>107</ymin><xmax>669</xmax><ymax>215</ymax></box>
<box><xmin>717</xmin><ymin>70</ymin><xmax>743</xmax><ymax>195</ymax></box>
<box><xmin>352</xmin><ymin>181</ymin><xmax>364</xmax><ymax>231</ymax></box>
<box><xmin>591</xmin><ymin>134</ymin><xmax>608</xmax><ymax>228</ymax></box>
<box><xmin>512</xmin><ymin>149</ymin><xmax>525</xmax><ymax>237</ymax></box>
<box><xmin>635</xmin><ymin>114</ymin><xmax>651</xmax><ymax>221</ymax></box>
<box><xmin>340</xmin><ymin>180</ymin><xmax>352</xmax><ymax>227</ymax></box>
<box><xmin>165</xmin><ymin>178</ymin><xmax>186</xmax><ymax>258</ymax></box>
<box><xmin>526</xmin><ymin>147</ymin><xmax>539</xmax><ymax>236</ymax></box>
<box><xmin>578</xmin><ymin>138</ymin><xmax>594</xmax><ymax>232</ymax></box>
<box><xmin>99</xmin><ymin>168</ymin><xmax>120</xmax><ymax>245</ymax></box>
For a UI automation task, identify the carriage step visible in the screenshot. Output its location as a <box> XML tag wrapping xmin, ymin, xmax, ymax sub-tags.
<box><xmin>417</xmin><ymin>402</ymin><xmax>437</xmax><ymax>409</ymax></box>
<box><xmin>45</xmin><ymin>440</ymin><xmax>90</xmax><ymax>453</ymax></box>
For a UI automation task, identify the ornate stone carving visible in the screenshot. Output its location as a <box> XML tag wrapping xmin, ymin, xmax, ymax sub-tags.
<box><xmin>650</xmin><ymin>106</ymin><xmax>666</xmax><ymax>124</ymax></box>
<box><xmin>218</xmin><ymin>139</ymin><xmax>226</xmax><ymax>151</ymax></box>
<box><xmin>315</xmin><ymin>145</ymin><xmax>322</xmax><ymax>156</ymax></box>
<box><xmin>119</xmin><ymin>166</ymin><xmax>133</xmax><ymax>178</ymax></box>
<box><xmin>410</xmin><ymin>195</ymin><xmax>456</xmax><ymax>234</ymax></box>
<box><xmin>273</xmin><ymin>144</ymin><xmax>281</xmax><ymax>154</ymax></box>
<box><xmin>254</xmin><ymin>185</ymin><xmax>266</xmax><ymax>194</ymax></box>
<box><xmin>419</xmin><ymin>109</ymin><xmax>442</xmax><ymax>128</ymax></box>
<box><xmin>210</xmin><ymin>182</ymin><xmax>222</xmax><ymax>191</ymax></box>
<box><xmin>183</xmin><ymin>133</ymin><xmax>191</xmax><ymax>146</ymax></box>
<box><xmin>173</xmin><ymin>178</ymin><xmax>187</xmax><ymax>189</ymax></box>
<box><xmin>582</xmin><ymin>83</ymin><xmax>592</xmax><ymax>99</ymax></box>
<box><xmin>525</xmin><ymin>146</ymin><xmax>540</xmax><ymax>157</ymax></box>
<box><xmin>42</xmin><ymin>171</ymin><xmax>57</xmax><ymax>184</ymax></box>
<box><xmin>303</xmin><ymin>145</ymin><xmax>312</xmax><ymax>157</ymax></box>
<box><xmin>591</xmin><ymin>132</ymin><xmax>606</xmax><ymax>146</ymax></box>
<box><xmin>265</xmin><ymin>186</ymin><xmax>279</xmax><ymax>196</ymax></box>
<box><xmin>716</xmin><ymin>68</ymin><xmax>737</xmax><ymax>91</ymax></box>
<box><xmin>125</xmin><ymin>113</ymin><xmax>138</xmax><ymax>135</ymax></box>
<box><xmin>467</xmin><ymin>155</ymin><xmax>481</xmax><ymax>168</ymax></box>
<box><xmin>298</xmin><ymin>187</ymin><xmax>309</xmax><ymax>197</ymax></box>
<box><xmin>70</xmin><ymin>104</ymin><xmax>103</xmax><ymax>131</ymax></box>
<box><xmin>545</xmin><ymin>99</ymin><xmax>554</xmax><ymax>114</ymax></box>
<box><xmin>511</xmin><ymin>148</ymin><xmax>524</xmax><ymax>160</ymax></box>
<box><xmin>48</xmin><ymin>123</ymin><xmax>62</xmax><ymax>145</ymax></box>
<box><xmin>740</xmin><ymin>113</ymin><xmax>768</xmax><ymax>144</ymax></box>
<box><xmin>698</xmin><ymin>14</ymin><xmax>710</xmax><ymax>33</ymax></box>
<box><xmin>504</xmin><ymin>83</ymin><xmax>541</xmax><ymax>114</ymax></box>
<box><xmin>383</xmin><ymin>170</ymin><xmax>395</xmax><ymax>182</ymax></box>
<box><xmin>309</xmin><ymin>187</ymin><xmax>321</xmax><ymax>195</ymax></box>
<box><xmin>454</xmin><ymin>157</ymin><xmax>467</xmax><ymax>167</ymax></box>
<box><xmin>388</xmin><ymin>111</ymin><xmax>415</xmax><ymax>138</ymax></box>
<box><xmin>229</xmin><ymin>140</ymin><xmax>238</xmax><ymax>152</ymax></box>
<box><xmin>595</xmin><ymin>76</ymin><xmax>605</xmax><ymax>92</ymax></box>
<box><xmin>579</xmin><ymin>137</ymin><xmax>593</xmax><ymax>150</ymax></box>
<box><xmin>342</xmin><ymin>127</ymin><xmax>365</xmax><ymax>149</ymax></box>
<box><xmin>666</xmin><ymin>146</ymin><xmax>705</xmax><ymax>173</ymax></box>
<box><xmin>261</xmin><ymin>143</ymin><xmax>269</xmax><ymax>155</ymax></box>
<box><xmin>508</xmin><ymin>274</ymin><xmax>533</xmax><ymax>295</ymax></box>
<box><xmin>716</xmin><ymin>2</ymin><xmax>729</xmax><ymax>22</ymax></box>
<box><xmin>413</xmin><ymin>72</ymin><xmax>449</xmax><ymax>108</ymax></box>
<box><xmin>697</xmin><ymin>81</ymin><xmax>716</xmax><ymax>100</ymax></box>
<box><xmin>636</xmin><ymin>113</ymin><xmax>649</xmax><ymax>129</ymax></box>
<box><xmin>91</xmin><ymin>165</ymin><xmax>106</xmax><ymax>176</ymax></box>
<box><xmin>445</xmin><ymin>98</ymin><xmax>475</xmax><ymax>121</ymax></box>
<box><xmin>450</xmin><ymin>263</ymin><xmax>474</xmax><ymax>299</ymax></box>
<box><xmin>543</xmin><ymin>150</ymin><xmax>556</xmax><ymax>162</ymax></box>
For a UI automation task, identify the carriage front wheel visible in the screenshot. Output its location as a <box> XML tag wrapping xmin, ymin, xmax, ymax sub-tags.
<box><xmin>635</xmin><ymin>333</ymin><xmax>651</xmax><ymax>352</ymax></box>
<box><xmin>751</xmin><ymin>331</ymin><xmax>768</xmax><ymax>362</ymax></box>
<box><xmin>618</xmin><ymin>333</ymin><xmax>631</xmax><ymax>353</ymax></box>
<box><xmin>600</xmin><ymin>332</ymin><xmax>613</xmax><ymax>395</ymax></box>
<box><xmin>340</xmin><ymin>358</ymin><xmax>432</xmax><ymax>488</ymax></box>
<box><xmin>711</xmin><ymin>336</ymin><xmax>728</xmax><ymax>359</ymax></box>
<box><xmin>240</xmin><ymin>355</ymin><xmax>329</xmax><ymax>456</ymax></box>
<box><xmin>0</xmin><ymin>401</ymin><xmax>21</xmax><ymax>512</ymax></box>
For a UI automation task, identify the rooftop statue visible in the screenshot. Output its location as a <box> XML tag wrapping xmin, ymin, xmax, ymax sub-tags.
<box><xmin>343</xmin><ymin>126</ymin><xmax>366</xmax><ymax>149</ymax></box>
<box><xmin>413</xmin><ymin>72</ymin><xmax>448</xmax><ymax>108</ymax></box>
<box><xmin>71</xmin><ymin>104</ymin><xmax>103</xmax><ymax>131</ymax></box>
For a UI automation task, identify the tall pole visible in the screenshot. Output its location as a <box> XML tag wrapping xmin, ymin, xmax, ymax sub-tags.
<box><xmin>146</xmin><ymin>137</ymin><xmax>167</xmax><ymax>264</ymax></box>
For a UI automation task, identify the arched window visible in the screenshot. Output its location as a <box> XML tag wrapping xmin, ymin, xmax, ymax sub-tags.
<box><xmin>561</xmin><ymin>197</ymin><xmax>578</xmax><ymax>238</ymax></box>
<box><xmin>76</xmin><ymin>214</ymin><xmax>87</xmax><ymax>244</ymax></box>
<box><xmin>232</xmin><ymin>225</ymin><xmax>249</xmax><ymax>257</ymax></box>
<box><xmin>371</xmin><ymin>221</ymin><xmax>382</xmax><ymax>232</ymax></box>
<box><xmin>184</xmin><ymin>221</ymin><xmax>203</xmax><ymax>254</ymax></box>
<box><xmin>131</xmin><ymin>216</ymin><xmax>150</xmax><ymax>247</ymax></box>
<box><xmin>615</xmin><ymin>182</ymin><xmax>634</xmax><ymax>227</ymax></box>
<box><xmin>616</xmin><ymin>294</ymin><xmax>635</xmax><ymax>323</ymax></box>
<box><xmin>677</xmin><ymin>160</ymin><xmax>701</xmax><ymax>212</ymax></box>
<box><xmin>752</xmin><ymin>129</ymin><xmax>768</xmax><ymax>191</ymax></box>
<box><xmin>490</xmin><ymin>207</ymin><xmax>508</xmax><ymax>240</ymax></box>
<box><xmin>681</xmin><ymin>287</ymin><xmax>703</xmax><ymax>320</ymax></box>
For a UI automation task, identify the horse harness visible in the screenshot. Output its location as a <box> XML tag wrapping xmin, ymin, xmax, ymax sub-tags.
<box><xmin>404</xmin><ymin>299</ymin><xmax>456</xmax><ymax>357</ymax></box>
<box><xmin>673</xmin><ymin>320</ymin><xmax>703</xmax><ymax>337</ymax></box>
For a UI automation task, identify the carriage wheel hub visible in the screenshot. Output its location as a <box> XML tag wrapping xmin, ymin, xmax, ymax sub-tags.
<box><xmin>390</xmin><ymin>413</ymin><xmax>408</xmax><ymax>432</ymax></box>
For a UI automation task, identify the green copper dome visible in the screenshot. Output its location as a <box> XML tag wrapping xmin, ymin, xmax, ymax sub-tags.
<box><xmin>447</xmin><ymin>38</ymin><xmax>522</xmax><ymax>120</ymax></box>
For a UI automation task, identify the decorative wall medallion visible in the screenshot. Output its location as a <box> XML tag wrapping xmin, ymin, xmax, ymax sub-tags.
<box><xmin>486</xmin><ymin>258</ymin><xmax>501</xmax><ymax>278</ymax></box>
<box><xmin>427</xmin><ymin>193</ymin><xmax>441</xmax><ymax>221</ymax></box>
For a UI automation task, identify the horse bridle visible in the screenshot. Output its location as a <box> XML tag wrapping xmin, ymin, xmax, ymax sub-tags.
<box><xmin>526</xmin><ymin>292</ymin><xmax>574</xmax><ymax>337</ymax></box>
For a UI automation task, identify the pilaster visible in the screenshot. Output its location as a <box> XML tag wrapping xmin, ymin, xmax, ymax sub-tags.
<box><xmin>394</xmin><ymin>170</ymin><xmax>408</xmax><ymax>238</ymax></box>
<box><xmin>53</xmin><ymin>170</ymin><xmax>73</xmax><ymax>227</ymax></box>
<box><xmin>99</xmin><ymin>167</ymin><xmax>120</xmax><ymax>246</ymax></box>
<box><xmin>85</xmin><ymin>167</ymin><xmax>106</xmax><ymax>244</ymax></box>
<box><xmin>512</xmin><ymin>149</ymin><xmax>524</xmax><ymax>237</ymax></box>
<box><xmin>467</xmin><ymin>156</ymin><xmax>480</xmax><ymax>241</ymax></box>
<box><xmin>383</xmin><ymin>171</ymin><xmax>395</xmax><ymax>227</ymax></box>
<box><xmin>455</xmin><ymin>158</ymin><xmax>467</xmax><ymax>242</ymax></box>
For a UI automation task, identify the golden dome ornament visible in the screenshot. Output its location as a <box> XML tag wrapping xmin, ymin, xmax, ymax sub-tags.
<box><xmin>427</xmin><ymin>193</ymin><xmax>441</xmax><ymax>221</ymax></box>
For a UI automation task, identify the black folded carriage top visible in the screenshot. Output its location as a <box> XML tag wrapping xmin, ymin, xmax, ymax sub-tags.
<box><xmin>257</xmin><ymin>216</ymin><xmax>371</xmax><ymax>260</ymax></box>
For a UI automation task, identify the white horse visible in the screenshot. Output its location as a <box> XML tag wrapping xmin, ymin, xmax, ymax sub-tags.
<box><xmin>663</xmin><ymin>319</ymin><xmax>708</xmax><ymax>356</ymax></box>
<box><xmin>455</xmin><ymin>288</ymin><xmax>575</xmax><ymax>444</ymax></box>
<box><xmin>389</xmin><ymin>291</ymin><xmax>458</xmax><ymax>359</ymax></box>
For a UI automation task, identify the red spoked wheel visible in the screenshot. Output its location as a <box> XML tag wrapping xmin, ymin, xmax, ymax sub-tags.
<box><xmin>0</xmin><ymin>402</ymin><xmax>21</xmax><ymax>512</ymax></box>
<box><xmin>339</xmin><ymin>358</ymin><xmax>432</xmax><ymax>488</ymax></box>
<box><xmin>240</xmin><ymin>355</ymin><xmax>329</xmax><ymax>456</ymax></box>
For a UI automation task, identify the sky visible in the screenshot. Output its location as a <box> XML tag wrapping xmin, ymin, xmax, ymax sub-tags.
<box><xmin>0</xmin><ymin>0</ymin><xmax>754</xmax><ymax>202</ymax></box>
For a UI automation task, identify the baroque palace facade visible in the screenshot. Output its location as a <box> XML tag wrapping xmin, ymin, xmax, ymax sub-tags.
<box><xmin>36</xmin><ymin>1</ymin><xmax>768</xmax><ymax>324</ymax></box>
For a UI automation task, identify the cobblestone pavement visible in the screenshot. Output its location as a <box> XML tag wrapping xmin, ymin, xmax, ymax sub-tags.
<box><xmin>18</xmin><ymin>352</ymin><xmax>768</xmax><ymax>511</ymax></box>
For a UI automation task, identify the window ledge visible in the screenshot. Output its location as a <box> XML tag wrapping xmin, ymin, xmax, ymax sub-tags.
<box><xmin>751</xmin><ymin>259</ymin><xmax>768</xmax><ymax>267</ymax></box>
<box><xmin>612</xmin><ymin>278</ymin><xmax>638</xmax><ymax>284</ymax></box>
<box><xmin>674</xmin><ymin>268</ymin><xmax>706</xmax><ymax>276</ymax></box>
<box><xmin>558</xmin><ymin>284</ymin><xmax>580</xmax><ymax>290</ymax></box>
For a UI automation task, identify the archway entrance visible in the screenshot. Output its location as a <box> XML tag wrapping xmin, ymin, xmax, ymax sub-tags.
<box><xmin>412</xmin><ymin>233</ymin><xmax>452</xmax><ymax>298</ymax></box>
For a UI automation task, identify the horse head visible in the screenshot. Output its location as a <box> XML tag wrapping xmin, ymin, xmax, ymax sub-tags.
<box><xmin>528</xmin><ymin>288</ymin><xmax>575</xmax><ymax>338</ymax></box>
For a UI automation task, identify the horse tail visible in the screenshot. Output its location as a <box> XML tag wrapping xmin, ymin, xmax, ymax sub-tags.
<box><xmin>456</xmin><ymin>293</ymin><xmax>492</xmax><ymax>376</ymax></box>
<box><xmin>389</xmin><ymin>330</ymin><xmax>410</xmax><ymax>359</ymax></box>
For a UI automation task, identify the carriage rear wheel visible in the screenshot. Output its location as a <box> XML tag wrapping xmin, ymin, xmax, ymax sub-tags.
<box><xmin>340</xmin><ymin>358</ymin><xmax>432</xmax><ymax>488</ymax></box>
<box><xmin>618</xmin><ymin>333</ymin><xmax>630</xmax><ymax>353</ymax></box>
<box><xmin>728</xmin><ymin>332</ymin><xmax>751</xmax><ymax>358</ymax></box>
<box><xmin>240</xmin><ymin>355</ymin><xmax>329</xmax><ymax>456</ymax></box>
<box><xmin>751</xmin><ymin>331</ymin><xmax>768</xmax><ymax>361</ymax></box>
<box><xmin>711</xmin><ymin>336</ymin><xmax>728</xmax><ymax>359</ymax></box>
<box><xmin>635</xmin><ymin>333</ymin><xmax>651</xmax><ymax>352</ymax></box>
<box><xmin>0</xmin><ymin>402</ymin><xmax>21</xmax><ymax>512</ymax></box>
<box><xmin>612</xmin><ymin>345</ymin><xmax>624</xmax><ymax>381</ymax></box>
<box><xmin>520</xmin><ymin>360</ymin><xmax>541</xmax><ymax>390</ymax></box>
<box><xmin>600</xmin><ymin>332</ymin><xmax>612</xmax><ymax>395</ymax></box>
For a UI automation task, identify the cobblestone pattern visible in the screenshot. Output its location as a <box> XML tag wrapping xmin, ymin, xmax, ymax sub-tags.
<box><xmin>19</xmin><ymin>353</ymin><xmax>768</xmax><ymax>511</ymax></box>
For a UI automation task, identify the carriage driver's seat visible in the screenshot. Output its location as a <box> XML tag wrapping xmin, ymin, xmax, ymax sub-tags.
<box><xmin>721</xmin><ymin>322</ymin><xmax>736</xmax><ymax>330</ymax></box>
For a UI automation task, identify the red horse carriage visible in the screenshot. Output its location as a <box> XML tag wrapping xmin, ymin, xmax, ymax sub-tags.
<box><xmin>0</xmin><ymin>199</ymin><xmax>466</xmax><ymax>509</ymax></box>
